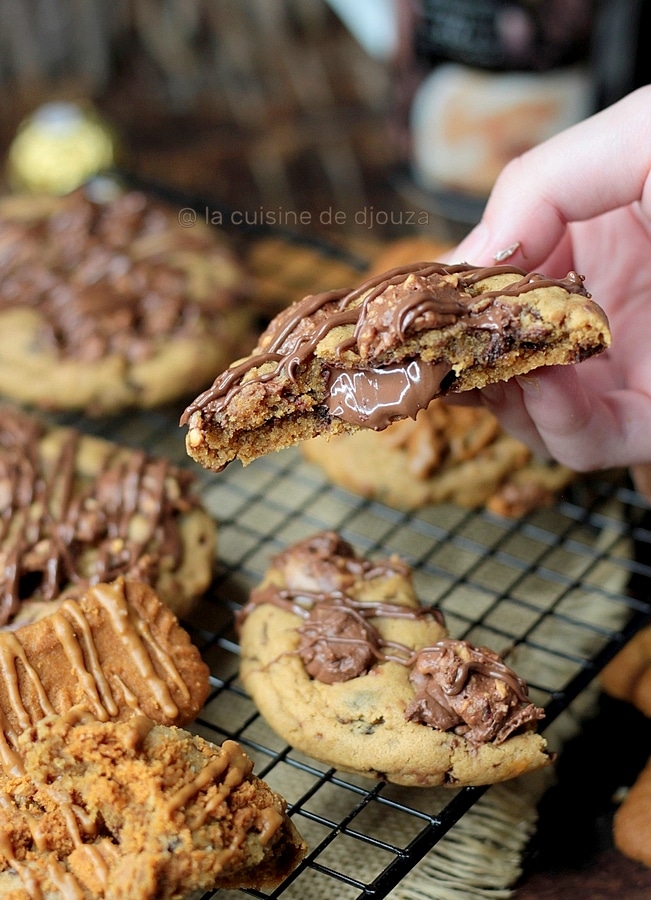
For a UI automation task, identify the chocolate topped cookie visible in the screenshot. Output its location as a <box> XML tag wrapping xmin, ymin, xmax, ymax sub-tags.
<box><xmin>182</xmin><ymin>260</ymin><xmax>610</xmax><ymax>472</ymax></box>
<box><xmin>238</xmin><ymin>532</ymin><xmax>551</xmax><ymax>787</ymax></box>
<box><xmin>0</xmin><ymin>405</ymin><xmax>215</xmax><ymax>626</ymax></box>
<box><xmin>0</xmin><ymin>188</ymin><xmax>254</xmax><ymax>413</ymax></box>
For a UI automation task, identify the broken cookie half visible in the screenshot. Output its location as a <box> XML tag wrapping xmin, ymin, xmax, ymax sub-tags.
<box><xmin>0</xmin><ymin>713</ymin><xmax>307</xmax><ymax>898</ymax></box>
<box><xmin>181</xmin><ymin>261</ymin><xmax>610</xmax><ymax>471</ymax></box>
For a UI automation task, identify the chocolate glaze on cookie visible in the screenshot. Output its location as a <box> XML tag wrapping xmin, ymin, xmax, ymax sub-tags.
<box><xmin>405</xmin><ymin>640</ymin><xmax>544</xmax><ymax>744</ymax></box>
<box><xmin>0</xmin><ymin>405</ymin><xmax>199</xmax><ymax>626</ymax></box>
<box><xmin>0</xmin><ymin>190</ymin><xmax>241</xmax><ymax>362</ymax></box>
<box><xmin>181</xmin><ymin>261</ymin><xmax>591</xmax><ymax>431</ymax></box>
<box><xmin>243</xmin><ymin>532</ymin><xmax>544</xmax><ymax>745</ymax></box>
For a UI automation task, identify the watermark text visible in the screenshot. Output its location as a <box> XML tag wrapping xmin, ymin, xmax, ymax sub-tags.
<box><xmin>177</xmin><ymin>205</ymin><xmax>430</xmax><ymax>230</ymax></box>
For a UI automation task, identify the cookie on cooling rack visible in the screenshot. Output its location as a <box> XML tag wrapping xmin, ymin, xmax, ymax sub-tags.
<box><xmin>181</xmin><ymin>259</ymin><xmax>610</xmax><ymax>472</ymax></box>
<box><xmin>613</xmin><ymin>754</ymin><xmax>651</xmax><ymax>868</ymax></box>
<box><xmin>0</xmin><ymin>712</ymin><xmax>307</xmax><ymax>898</ymax></box>
<box><xmin>0</xmin><ymin>578</ymin><xmax>210</xmax><ymax>737</ymax></box>
<box><xmin>0</xmin><ymin>187</ymin><xmax>255</xmax><ymax>414</ymax></box>
<box><xmin>601</xmin><ymin>623</ymin><xmax>651</xmax><ymax>717</ymax></box>
<box><xmin>238</xmin><ymin>532</ymin><xmax>551</xmax><ymax>787</ymax></box>
<box><xmin>600</xmin><ymin>622</ymin><xmax>651</xmax><ymax>867</ymax></box>
<box><xmin>303</xmin><ymin>398</ymin><xmax>575</xmax><ymax>517</ymax></box>
<box><xmin>0</xmin><ymin>404</ymin><xmax>215</xmax><ymax>626</ymax></box>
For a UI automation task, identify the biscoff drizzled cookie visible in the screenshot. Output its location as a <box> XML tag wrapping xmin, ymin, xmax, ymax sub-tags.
<box><xmin>0</xmin><ymin>579</ymin><xmax>307</xmax><ymax>896</ymax></box>
<box><xmin>0</xmin><ymin>578</ymin><xmax>210</xmax><ymax>751</ymax></box>
<box><xmin>0</xmin><ymin>712</ymin><xmax>307</xmax><ymax>898</ymax></box>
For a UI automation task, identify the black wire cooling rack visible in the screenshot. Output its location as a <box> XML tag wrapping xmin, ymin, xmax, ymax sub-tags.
<box><xmin>63</xmin><ymin>400</ymin><xmax>651</xmax><ymax>900</ymax></box>
<box><xmin>47</xmin><ymin>178</ymin><xmax>651</xmax><ymax>896</ymax></box>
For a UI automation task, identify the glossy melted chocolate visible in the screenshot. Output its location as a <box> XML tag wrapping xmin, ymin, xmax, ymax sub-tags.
<box><xmin>181</xmin><ymin>261</ymin><xmax>588</xmax><ymax>429</ymax></box>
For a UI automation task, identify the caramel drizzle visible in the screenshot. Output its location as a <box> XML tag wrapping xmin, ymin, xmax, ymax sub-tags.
<box><xmin>181</xmin><ymin>260</ymin><xmax>588</xmax><ymax>424</ymax></box>
<box><xmin>0</xmin><ymin>719</ymin><xmax>273</xmax><ymax>899</ymax></box>
<box><xmin>58</xmin><ymin>600</ymin><xmax>119</xmax><ymax>719</ymax></box>
<box><xmin>0</xmin><ymin>581</ymin><xmax>188</xmax><ymax>760</ymax></box>
<box><xmin>0</xmin><ymin>406</ymin><xmax>194</xmax><ymax>626</ymax></box>
<box><xmin>91</xmin><ymin>583</ymin><xmax>180</xmax><ymax>720</ymax></box>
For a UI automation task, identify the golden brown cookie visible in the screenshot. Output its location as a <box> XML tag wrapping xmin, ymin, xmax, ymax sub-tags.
<box><xmin>238</xmin><ymin>532</ymin><xmax>551</xmax><ymax>787</ymax></box>
<box><xmin>0</xmin><ymin>188</ymin><xmax>254</xmax><ymax>414</ymax></box>
<box><xmin>0</xmin><ymin>578</ymin><xmax>210</xmax><ymax>739</ymax></box>
<box><xmin>182</xmin><ymin>260</ymin><xmax>610</xmax><ymax>472</ymax></box>
<box><xmin>613</xmin><ymin>755</ymin><xmax>651</xmax><ymax>867</ymax></box>
<box><xmin>0</xmin><ymin>404</ymin><xmax>215</xmax><ymax>625</ymax></box>
<box><xmin>0</xmin><ymin>711</ymin><xmax>307</xmax><ymax>897</ymax></box>
<box><xmin>303</xmin><ymin>398</ymin><xmax>575</xmax><ymax>516</ymax></box>
<box><xmin>599</xmin><ymin>625</ymin><xmax>651</xmax><ymax>867</ymax></box>
<box><xmin>601</xmin><ymin>623</ymin><xmax>651</xmax><ymax>717</ymax></box>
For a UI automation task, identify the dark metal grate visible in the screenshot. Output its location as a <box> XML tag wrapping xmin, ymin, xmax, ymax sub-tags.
<box><xmin>61</xmin><ymin>401</ymin><xmax>651</xmax><ymax>900</ymax></box>
<box><xmin>48</xmin><ymin>188</ymin><xmax>651</xmax><ymax>897</ymax></box>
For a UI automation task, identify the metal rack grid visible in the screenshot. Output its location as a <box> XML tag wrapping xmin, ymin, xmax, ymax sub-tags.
<box><xmin>65</xmin><ymin>401</ymin><xmax>651</xmax><ymax>900</ymax></box>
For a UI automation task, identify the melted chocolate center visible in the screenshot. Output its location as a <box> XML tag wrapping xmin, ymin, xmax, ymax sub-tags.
<box><xmin>180</xmin><ymin>260</ymin><xmax>588</xmax><ymax>427</ymax></box>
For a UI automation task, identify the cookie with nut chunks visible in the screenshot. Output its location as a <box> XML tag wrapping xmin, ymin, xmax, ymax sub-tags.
<box><xmin>182</xmin><ymin>260</ymin><xmax>610</xmax><ymax>472</ymax></box>
<box><xmin>238</xmin><ymin>532</ymin><xmax>551</xmax><ymax>787</ymax></box>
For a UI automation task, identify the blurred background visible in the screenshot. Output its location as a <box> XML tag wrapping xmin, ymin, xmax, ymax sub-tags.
<box><xmin>0</xmin><ymin>0</ymin><xmax>648</xmax><ymax>252</ymax></box>
<box><xmin>1</xmin><ymin>5</ymin><xmax>651</xmax><ymax>897</ymax></box>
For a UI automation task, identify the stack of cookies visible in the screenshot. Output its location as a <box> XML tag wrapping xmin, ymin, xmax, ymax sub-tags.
<box><xmin>0</xmin><ymin>579</ymin><xmax>307</xmax><ymax>896</ymax></box>
<box><xmin>0</xmin><ymin>189</ymin><xmax>310</xmax><ymax>897</ymax></box>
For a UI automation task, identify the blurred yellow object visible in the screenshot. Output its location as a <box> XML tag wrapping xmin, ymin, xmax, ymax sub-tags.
<box><xmin>6</xmin><ymin>101</ymin><xmax>121</xmax><ymax>195</ymax></box>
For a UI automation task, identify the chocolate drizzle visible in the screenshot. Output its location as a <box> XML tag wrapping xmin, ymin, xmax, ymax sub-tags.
<box><xmin>181</xmin><ymin>260</ymin><xmax>589</xmax><ymax>426</ymax></box>
<box><xmin>325</xmin><ymin>359</ymin><xmax>453</xmax><ymax>429</ymax></box>
<box><xmin>0</xmin><ymin>406</ymin><xmax>197</xmax><ymax>626</ymax></box>
<box><xmin>0</xmin><ymin>189</ymin><xmax>244</xmax><ymax>362</ymax></box>
<box><xmin>244</xmin><ymin>532</ymin><xmax>545</xmax><ymax>745</ymax></box>
<box><xmin>405</xmin><ymin>641</ymin><xmax>544</xmax><ymax>744</ymax></box>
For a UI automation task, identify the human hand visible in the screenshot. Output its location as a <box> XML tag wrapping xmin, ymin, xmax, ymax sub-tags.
<box><xmin>450</xmin><ymin>85</ymin><xmax>651</xmax><ymax>489</ymax></box>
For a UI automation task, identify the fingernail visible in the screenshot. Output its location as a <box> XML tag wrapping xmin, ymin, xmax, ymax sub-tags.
<box><xmin>515</xmin><ymin>374</ymin><xmax>541</xmax><ymax>396</ymax></box>
<box><xmin>493</xmin><ymin>241</ymin><xmax>522</xmax><ymax>262</ymax></box>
